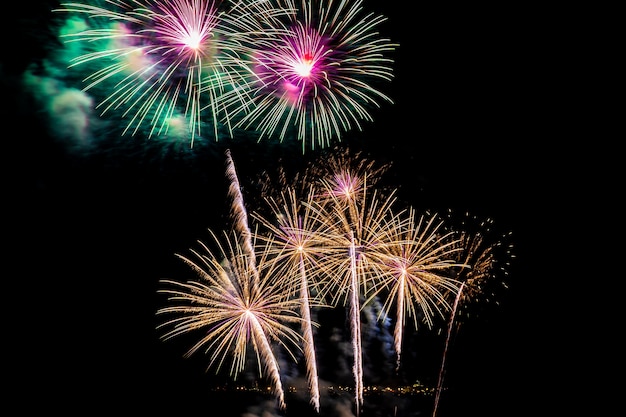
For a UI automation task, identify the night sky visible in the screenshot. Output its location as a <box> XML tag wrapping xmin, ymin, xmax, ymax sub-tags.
<box><xmin>5</xmin><ymin>1</ymin><xmax>559</xmax><ymax>416</ymax></box>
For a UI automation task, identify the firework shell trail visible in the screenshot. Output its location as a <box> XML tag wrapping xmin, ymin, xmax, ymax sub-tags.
<box><xmin>432</xmin><ymin>281</ymin><xmax>464</xmax><ymax>417</ymax></box>
<box><xmin>348</xmin><ymin>230</ymin><xmax>364</xmax><ymax>415</ymax></box>
<box><xmin>224</xmin><ymin>148</ymin><xmax>259</xmax><ymax>288</ymax></box>
<box><xmin>431</xmin><ymin>212</ymin><xmax>515</xmax><ymax>416</ymax></box>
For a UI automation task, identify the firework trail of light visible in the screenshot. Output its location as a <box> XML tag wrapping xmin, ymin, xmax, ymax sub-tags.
<box><xmin>347</xmin><ymin>229</ymin><xmax>364</xmax><ymax>417</ymax></box>
<box><xmin>223</xmin><ymin>0</ymin><xmax>398</xmax><ymax>153</ymax></box>
<box><xmin>432</xmin><ymin>281</ymin><xmax>463</xmax><ymax>417</ymax></box>
<box><xmin>54</xmin><ymin>0</ymin><xmax>290</xmax><ymax>146</ymax></box>
<box><xmin>156</xmin><ymin>229</ymin><xmax>304</xmax><ymax>410</ymax></box>
<box><xmin>225</xmin><ymin>148</ymin><xmax>259</xmax><ymax>288</ymax></box>
<box><xmin>252</xmin><ymin>186</ymin><xmax>333</xmax><ymax>413</ymax></box>
<box><xmin>431</xmin><ymin>213</ymin><xmax>515</xmax><ymax>417</ymax></box>
<box><xmin>364</xmin><ymin>208</ymin><xmax>465</xmax><ymax>372</ymax></box>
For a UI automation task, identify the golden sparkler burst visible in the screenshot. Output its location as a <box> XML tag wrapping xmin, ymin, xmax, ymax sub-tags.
<box><xmin>156</xmin><ymin>229</ymin><xmax>304</xmax><ymax>410</ymax></box>
<box><xmin>370</xmin><ymin>208</ymin><xmax>466</xmax><ymax>330</ymax></box>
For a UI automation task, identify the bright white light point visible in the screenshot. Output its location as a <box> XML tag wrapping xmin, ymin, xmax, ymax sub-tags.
<box><xmin>294</xmin><ymin>61</ymin><xmax>313</xmax><ymax>77</ymax></box>
<box><xmin>297</xmin><ymin>245</ymin><xmax>304</xmax><ymax>252</ymax></box>
<box><xmin>294</xmin><ymin>54</ymin><xmax>314</xmax><ymax>77</ymax></box>
<box><xmin>183</xmin><ymin>32</ymin><xmax>203</xmax><ymax>50</ymax></box>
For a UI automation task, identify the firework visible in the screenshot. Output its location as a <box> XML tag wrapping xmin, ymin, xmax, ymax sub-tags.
<box><xmin>225</xmin><ymin>148</ymin><xmax>259</xmax><ymax>287</ymax></box>
<box><xmin>364</xmin><ymin>208</ymin><xmax>465</xmax><ymax>372</ymax></box>
<box><xmin>437</xmin><ymin>212</ymin><xmax>515</xmax><ymax>323</ymax></box>
<box><xmin>156</xmin><ymin>229</ymin><xmax>304</xmax><ymax>410</ymax></box>
<box><xmin>54</xmin><ymin>0</ymin><xmax>290</xmax><ymax>146</ymax></box>
<box><xmin>222</xmin><ymin>0</ymin><xmax>398</xmax><ymax>152</ymax></box>
<box><xmin>431</xmin><ymin>212</ymin><xmax>515</xmax><ymax>417</ymax></box>
<box><xmin>155</xmin><ymin>146</ymin><xmax>515</xmax><ymax>415</ymax></box>
<box><xmin>306</xmin><ymin>146</ymin><xmax>392</xmax><ymax>197</ymax></box>
<box><xmin>157</xmin><ymin>149</ymin><xmax>306</xmax><ymax>410</ymax></box>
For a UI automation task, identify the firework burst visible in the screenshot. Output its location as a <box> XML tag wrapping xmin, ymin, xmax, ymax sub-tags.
<box><xmin>364</xmin><ymin>208</ymin><xmax>465</xmax><ymax>372</ymax></box>
<box><xmin>156</xmin><ymin>229</ymin><xmax>304</xmax><ymax>410</ymax></box>
<box><xmin>248</xmin><ymin>147</ymin><xmax>401</xmax><ymax>415</ymax></box>
<box><xmin>54</xmin><ymin>0</ymin><xmax>290</xmax><ymax>146</ymax></box>
<box><xmin>307</xmin><ymin>146</ymin><xmax>392</xmax><ymax>196</ymax></box>
<box><xmin>431</xmin><ymin>212</ymin><xmax>515</xmax><ymax>417</ymax></box>
<box><xmin>223</xmin><ymin>0</ymin><xmax>398</xmax><ymax>152</ymax></box>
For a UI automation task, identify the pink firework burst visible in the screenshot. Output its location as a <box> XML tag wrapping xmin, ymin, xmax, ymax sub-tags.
<box><xmin>226</xmin><ymin>0</ymin><xmax>398</xmax><ymax>152</ymax></box>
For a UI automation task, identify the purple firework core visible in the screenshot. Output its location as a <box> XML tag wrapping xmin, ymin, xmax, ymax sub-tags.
<box><xmin>254</xmin><ymin>23</ymin><xmax>335</xmax><ymax>104</ymax></box>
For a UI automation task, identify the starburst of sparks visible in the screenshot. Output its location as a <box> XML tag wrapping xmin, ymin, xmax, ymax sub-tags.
<box><xmin>365</xmin><ymin>207</ymin><xmax>465</xmax><ymax>371</ymax></box>
<box><xmin>157</xmin><ymin>229</ymin><xmax>304</xmax><ymax>410</ymax></box>
<box><xmin>295</xmin><ymin>150</ymin><xmax>405</xmax><ymax>416</ymax></box>
<box><xmin>222</xmin><ymin>0</ymin><xmax>398</xmax><ymax>152</ymax></box>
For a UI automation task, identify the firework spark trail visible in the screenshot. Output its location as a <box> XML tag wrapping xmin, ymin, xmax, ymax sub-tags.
<box><xmin>225</xmin><ymin>149</ymin><xmax>259</xmax><ymax>288</ymax></box>
<box><xmin>248</xmin><ymin>306</ymin><xmax>288</xmax><ymax>410</ymax></box>
<box><xmin>348</xmin><ymin>230</ymin><xmax>364</xmax><ymax>415</ymax></box>
<box><xmin>251</xmin><ymin>187</ymin><xmax>331</xmax><ymax>412</ymax></box>
<box><xmin>156</xmin><ymin>229</ymin><xmax>304</xmax><ymax>410</ymax></box>
<box><xmin>432</xmin><ymin>281</ymin><xmax>464</xmax><ymax>417</ymax></box>
<box><xmin>223</xmin><ymin>0</ymin><xmax>398</xmax><ymax>152</ymax></box>
<box><xmin>54</xmin><ymin>0</ymin><xmax>291</xmax><ymax>145</ymax></box>
<box><xmin>393</xmin><ymin>273</ymin><xmax>405</xmax><ymax>372</ymax></box>
<box><xmin>297</xmin><ymin>255</ymin><xmax>320</xmax><ymax>412</ymax></box>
